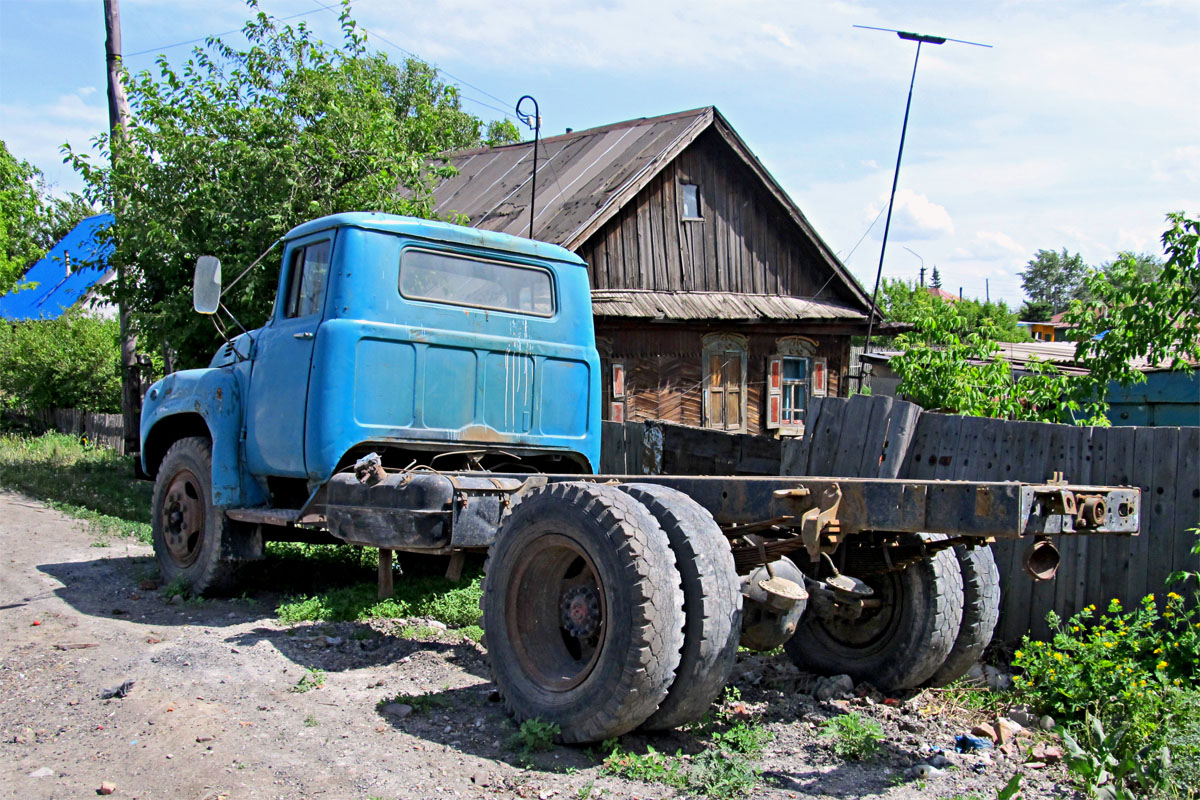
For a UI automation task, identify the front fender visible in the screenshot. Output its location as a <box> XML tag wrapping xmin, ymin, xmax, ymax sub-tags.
<box><xmin>141</xmin><ymin>368</ymin><xmax>265</xmax><ymax>508</ymax></box>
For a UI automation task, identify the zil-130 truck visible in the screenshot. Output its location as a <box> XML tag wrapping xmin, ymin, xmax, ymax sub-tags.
<box><xmin>139</xmin><ymin>212</ymin><xmax>1140</xmax><ymax>743</ymax></box>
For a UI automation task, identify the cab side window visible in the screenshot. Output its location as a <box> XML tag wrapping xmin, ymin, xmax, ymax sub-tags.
<box><xmin>284</xmin><ymin>240</ymin><xmax>331</xmax><ymax>319</ymax></box>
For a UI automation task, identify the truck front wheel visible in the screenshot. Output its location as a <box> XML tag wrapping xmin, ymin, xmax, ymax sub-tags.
<box><xmin>482</xmin><ymin>482</ymin><xmax>685</xmax><ymax>743</ymax></box>
<box><xmin>151</xmin><ymin>436</ymin><xmax>239</xmax><ymax>595</ymax></box>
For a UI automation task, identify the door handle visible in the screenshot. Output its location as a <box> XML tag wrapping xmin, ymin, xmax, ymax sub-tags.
<box><xmin>293</xmin><ymin>331</ymin><xmax>314</xmax><ymax>340</ymax></box>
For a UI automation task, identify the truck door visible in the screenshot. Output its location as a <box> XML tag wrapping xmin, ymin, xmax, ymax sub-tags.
<box><xmin>244</xmin><ymin>233</ymin><xmax>333</xmax><ymax>478</ymax></box>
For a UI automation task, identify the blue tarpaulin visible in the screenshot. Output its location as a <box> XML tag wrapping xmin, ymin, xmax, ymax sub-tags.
<box><xmin>0</xmin><ymin>213</ymin><xmax>114</xmax><ymax>320</ymax></box>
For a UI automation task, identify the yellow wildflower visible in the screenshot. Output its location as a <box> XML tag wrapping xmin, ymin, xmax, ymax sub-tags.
<box><xmin>1104</xmin><ymin>642</ymin><xmax>1115</xmax><ymax>648</ymax></box>
<box><xmin>1167</xmin><ymin>592</ymin><xmax>1181</xmax><ymax>601</ymax></box>
<box><xmin>1054</xmin><ymin>653</ymin><xmax>1065</xmax><ymax>662</ymax></box>
<box><xmin>1175</xmin><ymin>679</ymin><xmax>1183</xmax><ymax>686</ymax></box>
<box><xmin>1157</xmin><ymin>660</ymin><xmax>1168</xmax><ymax>670</ymax></box>
<box><xmin>1015</xmin><ymin>650</ymin><xmax>1024</xmax><ymax>659</ymax></box>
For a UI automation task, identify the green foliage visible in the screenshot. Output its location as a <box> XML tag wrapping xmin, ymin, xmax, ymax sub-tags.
<box><xmin>0</xmin><ymin>431</ymin><xmax>152</xmax><ymax>542</ymax></box>
<box><xmin>276</xmin><ymin>572</ymin><xmax>483</xmax><ymax>628</ymax></box>
<box><xmin>1020</xmin><ymin>248</ymin><xmax>1088</xmax><ymax>313</ymax></box>
<box><xmin>66</xmin><ymin>0</ymin><xmax>507</xmax><ymax>369</ymax></box>
<box><xmin>1064</xmin><ymin>212</ymin><xmax>1200</xmax><ymax>421</ymax></box>
<box><xmin>0</xmin><ymin>311</ymin><xmax>122</xmax><ymax>412</ymax></box>
<box><xmin>303</xmin><ymin>713</ymin><xmax>319</xmax><ymax>727</ymax></box>
<box><xmin>889</xmin><ymin>297</ymin><xmax>1073</xmax><ymax>422</ymax></box>
<box><xmin>0</xmin><ymin>140</ymin><xmax>95</xmax><ymax>294</ymax></box>
<box><xmin>1018</xmin><ymin>299</ymin><xmax>1054</xmax><ymax>322</ymax></box>
<box><xmin>880</xmin><ymin>279</ymin><xmax>1029</xmax><ymax>343</ymax></box>
<box><xmin>710</xmin><ymin>720</ymin><xmax>772</xmax><ymax>757</ymax></box>
<box><xmin>513</xmin><ymin>718</ymin><xmax>560</xmax><ymax>759</ymax></box>
<box><xmin>1012</xmin><ymin>592</ymin><xmax>1200</xmax><ymax>797</ymax></box>
<box><xmin>820</xmin><ymin>712</ymin><xmax>883</xmax><ymax>761</ymax></box>
<box><xmin>930</xmin><ymin>265</ymin><xmax>942</xmax><ymax>289</ymax></box>
<box><xmin>290</xmin><ymin>667</ymin><xmax>326</xmax><ymax>693</ymax></box>
<box><xmin>1058</xmin><ymin>714</ymin><xmax>1140</xmax><ymax>800</ymax></box>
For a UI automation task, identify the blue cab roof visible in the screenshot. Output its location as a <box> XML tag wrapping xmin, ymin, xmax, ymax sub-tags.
<box><xmin>283</xmin><ymin>212</ymin><xmax>587</xmax><ymax>267</ymax></box>
<box><xmin>0</xmin><ymin>213</ymin><xmax>114</xmax><ymax>321</ymax></box>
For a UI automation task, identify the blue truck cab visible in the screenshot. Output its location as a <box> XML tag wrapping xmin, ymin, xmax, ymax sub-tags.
<box><xmin>142</xmin><ymin>212</ymin><xmax>599</xmax><ymax>507</ymax></box>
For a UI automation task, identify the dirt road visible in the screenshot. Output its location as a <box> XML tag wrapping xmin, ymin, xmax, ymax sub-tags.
<box><xmin>0</xmin><ymin>489</ymin><xmax>1078</xmax><ymax>799</ymax></box>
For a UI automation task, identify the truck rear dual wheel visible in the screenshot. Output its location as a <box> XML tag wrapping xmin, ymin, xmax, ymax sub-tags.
<box><xmin>618</xmin><ymin>484</ymin><xmax>742</xmax><ymax>731</ymax></box>
<box><xmin>784</xmin><ymin>533</ymin><xmax>965</xmax><ymax>692</ymax></box>
<box><xmin>151</xmin><ymin>436</ymin><xmax>241</xmax><ymax>596</ymax></box>
<box><xmin>481</xmin><ymin>482</ymin><xmax>686</xmax><ymax>743</ymax></box>
<box><xmin>928</xmin><ymin>545</ymin><xmax>1001</xmax><ymax>687</ymax></box>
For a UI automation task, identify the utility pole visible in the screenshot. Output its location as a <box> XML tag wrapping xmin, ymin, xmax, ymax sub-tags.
<box><xmin>919</xmin><ymin>266</ymin><xmax>926</xmax><ymax>287</ymax></box>
<box><xmin>104</xmin><ymin>0</ymin><xmax>140</xmax><ymax>458</ymax></box>
<box><xmin>986</xmin><ymin>278</ymin><xmax>990</xmax><ymax>303</ymax></box>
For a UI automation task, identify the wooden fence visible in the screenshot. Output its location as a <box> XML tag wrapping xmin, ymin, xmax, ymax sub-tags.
<box><xmin>5</xmin><ymin>408</ymin><xmax>126</xmax><ymax>454</ymax></box>
<box><xmin>783</xmin><ymin>395</ymin><xmax>1200</xmax><ymax>642</ymax></box>
<box><xmin>601</xmin><ymin>420</ymin><xmax>782</xmax><ymax>476</ymax></box>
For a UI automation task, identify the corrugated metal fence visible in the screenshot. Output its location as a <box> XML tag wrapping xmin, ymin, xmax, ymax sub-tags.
<box><xmin>782</xmin><ymin>395</ymin><xmax>1200</xmax><ymax>642</ymax></box>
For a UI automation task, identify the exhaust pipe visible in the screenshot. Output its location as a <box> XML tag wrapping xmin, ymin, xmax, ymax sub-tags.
<box><xmin>1022</xmin><ymin>536</ymin><xmax>1060</xmax><ymax>581</ymax></box>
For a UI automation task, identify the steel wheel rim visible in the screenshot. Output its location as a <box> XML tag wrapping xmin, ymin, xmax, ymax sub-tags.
<box><xmin>505</xmin><ymin>533</ymin><xmax>607</xmax><ymax>692</ymax></box>
<box><xmin>162</xmin><ymin>469</ymin><xmax>205</xmax><ymax>568</ymax></box>
<box><xmin>814</xmin><ymin>571</ymin><xmax>901</xmax><ymax>652</ymax></box>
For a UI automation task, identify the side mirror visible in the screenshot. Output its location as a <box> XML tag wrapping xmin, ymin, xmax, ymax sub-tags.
<box><xmin>193</xmin><ymin>255</ymin><xmax>222</xmax><ymax>315</ymax></box>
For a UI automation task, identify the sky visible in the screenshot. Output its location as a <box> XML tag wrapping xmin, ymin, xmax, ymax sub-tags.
<box><xmin>1</xmin><ymin>0</ymin><xmax>1197</xmax><ymax>309</ymax></box>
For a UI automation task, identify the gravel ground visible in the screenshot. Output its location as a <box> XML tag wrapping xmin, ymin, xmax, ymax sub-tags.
<box><xmin>0</xmin><ymin>488</ymin><xmax>1082</xmax><ymax>800</ymax></box>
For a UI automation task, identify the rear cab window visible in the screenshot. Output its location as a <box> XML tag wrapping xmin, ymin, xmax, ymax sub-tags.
<box><xmin>399</xmin><ymin>248</ymin><xmax>555</xmax><ymax>317</ymax></box>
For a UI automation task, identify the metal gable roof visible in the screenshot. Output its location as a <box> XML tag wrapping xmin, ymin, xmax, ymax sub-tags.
<box><xmin>435</xmin><ymin>108</ymin><xmax>710</xmax><ymax>247</ymax></box>
<box><xmin>0</xmin><ymin>214</ymin><xmax>114</xmax><ymax>321</ymax></box>
<box><xmin>432</xmin><ymin>106</ymin><xmax>873</xmax><ymax>315</ymax></box>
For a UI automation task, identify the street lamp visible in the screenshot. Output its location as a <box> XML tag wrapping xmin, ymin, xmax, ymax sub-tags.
<box><xmin>857</xmin><ymin>26</ymin><xmax>991</xmax><ymax>359</ymax></box>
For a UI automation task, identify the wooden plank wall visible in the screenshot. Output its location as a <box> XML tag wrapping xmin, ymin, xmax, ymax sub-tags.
<box><xmin>600</xmin><ymin>420</ymin><xmax>781</xmax><ymax>476</ymax></box>
<box><xmin>781</xmin><ymin>395</ymin><xmax>1200</xmax><ymax>644</ymax></box>
<box><xmin>578</xmin><ymin>130</ymin><xmax>861</xmax><ymax>309</ymax></box>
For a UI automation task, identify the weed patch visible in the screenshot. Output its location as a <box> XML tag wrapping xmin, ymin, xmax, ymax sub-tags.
<box><xmin>512</xmin><ymin>718</ymin><xmax>560</xmax><ymax>761</ymax></box>
<box><xmin>290</xmin><ymin>667</ymin><xmax>326</xmax><ymax>694</ymax></box>
<box><xmin>820</xmin><ymin>712</ymin><xmax>883</xmax><ymax>761</ymax></box>
<box><xmin>1012</xmin><ymin>570</ymin><xmax>1200</xmax><ymax>798</ymax></box>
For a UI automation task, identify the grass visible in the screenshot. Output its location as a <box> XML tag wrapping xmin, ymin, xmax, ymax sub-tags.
<box><xmin>275</xmin><ymin>563</ymin><xmax>484</xmax><ymax>631</ymax></box>
<box><xmin>601</xmin><ymin>712</ymin><xmax>772</xmax><ymax>800</ymax></box>
<box><xmin>0</xmin><ymin>430</ymin><xmax>152</xmax><ymax>543</ymax></box>
<box><xmin>512</xmin><ymin>718</ymin><xmax>560</xmax><ymax>762</ymax></box>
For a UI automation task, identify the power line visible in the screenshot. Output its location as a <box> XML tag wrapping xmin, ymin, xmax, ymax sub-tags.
<box><xmin>125</xmin><ymin>2</ymin><xmax>344</xmax><ymax>57</ymax></box>
<box><xmin>305</xmin><ymin>0</ymin><xmax>517</xmax><ymax>120</ymax></box>
<box><xmin>126</xmin><ymin>0</ymin><xmax>517</xmax><ymax>122</ymax></box>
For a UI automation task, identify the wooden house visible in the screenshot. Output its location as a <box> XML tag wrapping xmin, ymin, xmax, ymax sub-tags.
<box><xmin>431</xmin><ymin>107</ymin><xmax>876</xmax><ymax>436</ymax></box>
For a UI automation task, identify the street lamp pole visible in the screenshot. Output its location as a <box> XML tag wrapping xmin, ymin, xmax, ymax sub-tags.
<box><xmin>857</xmin><ymin>26</ymin><xmax>990</xmax><ymax>362</ymax></box>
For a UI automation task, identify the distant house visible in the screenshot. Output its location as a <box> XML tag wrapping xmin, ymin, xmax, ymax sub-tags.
<box><xmin>926</xmin><ymin>286</ymin><xmax>959</xmax><ymax>303</ymax></box>
<box><xmin>0</xmin><ymin>213</ymin><xmax>114</xmax><ymax>321</ymax></box>
<box><xmin>431</xmin><ymin>107</ymin><xmax>876</xmax><ymax>436</ymax></box>
<box><xmin>1018</xmin><ymin>311</ymin><xmax>1074</xmax><ymax>342</ymax></box>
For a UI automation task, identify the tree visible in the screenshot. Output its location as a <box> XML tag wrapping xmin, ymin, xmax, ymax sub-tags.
<box><xmin>1018</xmin><ymin>299</ymin><xmax>1054</xmax><ymax>322</ymax></box>
<box><xmin>889</xmin><ymin>297</ymin><xmax>1072</xmax><ymax>422</ymax></box>
<box><xmin>0</xmin><ymin>141</ymin><xmax>95</xmax><ymax>294</ymax></box>
<box><xmin>879</xmin><ymin>278</ymin><xmax>1029</xmax><ymax>344</ymax></box>
<box><xmin>1019</xmin><ymin>248</ymin><xmax>1088</xmax><ymax>313</ymax></box>
<box><xmin>1064</xmin><ymin>212</ymin><xmax>1200</xmax><ymax>421</ymax></box>
<box><xmin>67</xmin><ymin>1</ymin><xmax>508</xmax><ymax>368</ymax></box>
<box><xmin>930</xmin><ymin>265</ymin><xmax>943</xmax><ymax>289</ymax></box>
<box><xmin>1072</xmin><ymin>252</ymin><xmax>1163</xmax><ymax>303</ymax></box>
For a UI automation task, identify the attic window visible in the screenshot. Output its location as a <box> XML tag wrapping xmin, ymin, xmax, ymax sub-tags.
<box><xmin>681</xmin><ymin>184</ymin><xmax>701</xmax><ymax>219</ymax></box>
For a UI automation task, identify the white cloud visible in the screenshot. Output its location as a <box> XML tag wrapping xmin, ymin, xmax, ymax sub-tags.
<box><xmin>867</xmin><ymin>188</ymin><xmax>954</xmax><ymax>241</ymax></box>
<box><xmin>0</xmin><ymin>89</ymin><xmax>108</xmax><ymax>192</ymax></box>
<box><xmin>970</xmin><ymin>230</ymin><xmax>1027</xmax><ymax>261</ymax></box>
